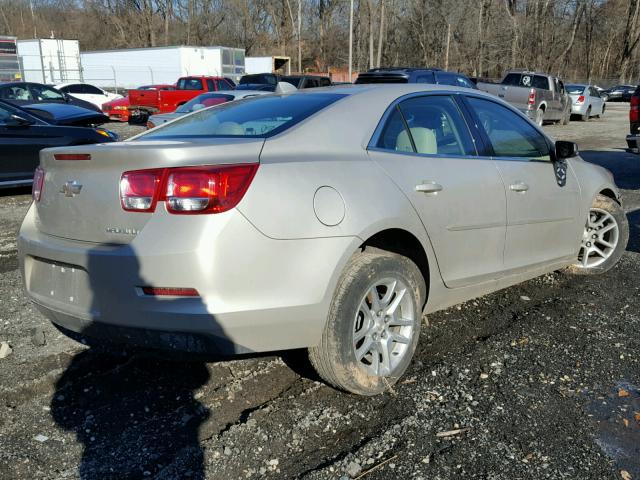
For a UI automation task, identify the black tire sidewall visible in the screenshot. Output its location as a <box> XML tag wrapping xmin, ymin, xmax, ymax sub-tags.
<box><xmin>327</xmin><ymin>252</ymin><xmax>424</xmax><ymax>395</ymax></box>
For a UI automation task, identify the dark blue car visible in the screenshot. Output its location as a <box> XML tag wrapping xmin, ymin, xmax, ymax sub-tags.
<box><xmin>0</xmin><ymin>100</ymin><xmax>117</xmax><ymax>189</ymax></box>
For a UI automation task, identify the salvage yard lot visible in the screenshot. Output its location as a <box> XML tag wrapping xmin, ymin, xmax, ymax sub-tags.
<box><xmin>1</xmin><ymin>103</ymin><xmax>639</xmax><ymax>479</ymax></box>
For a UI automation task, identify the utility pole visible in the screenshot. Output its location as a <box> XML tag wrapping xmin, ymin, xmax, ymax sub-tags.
<box><xmin>298</xmin><ymin>0</ymin><xmax>302</xmax><ymax>73</ymax></box>
<box><xmin>348</xmin><ymin>0</ymin><xmax>354</xmax><ymax>81</ymax></box>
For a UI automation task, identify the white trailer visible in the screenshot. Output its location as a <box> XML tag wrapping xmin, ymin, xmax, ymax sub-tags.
<box><xmin>80</xmin><ymin>46</ymin><xmax>245</xmax><ymax>90</ymax></box>
<box><xmin>17</xmin><ymin>38</ymin><xmax>82</xmax><ymax>84</ymax></box>
<box><xmin>245</xmin><ymin>56</ymin><xmax>291</xmax><ymax>75</ymax></box>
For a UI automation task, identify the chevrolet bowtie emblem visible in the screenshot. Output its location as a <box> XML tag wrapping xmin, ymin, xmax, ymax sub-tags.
<box><xmin>60</xmin><ymin>180</ymin><xmax>82</xmax><ymax>197</ymax></box>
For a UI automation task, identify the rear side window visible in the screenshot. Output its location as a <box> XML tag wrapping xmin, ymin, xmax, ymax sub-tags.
<box><xmin>466</xmin><ymin>97</ymin><xmax>550</xmax><ymax>160</ymax></box>
<box><xmin>502</xmin><ymin>73</ymin><xmax>521</xmax><ymax>86</ymax></box>
<box><xmin>139</xmin><ymin>93</ymin><xmax>346</xmax><ymax>139</ymax></box>
<box><xmin>177</xmin><ymin>78</ymin><xmax>204</xmax><ymax>90</ymax></box>
<box><xmin>375</xmin><ymin>95</ymin><xmax>475</xmax><ymax>156</ymax></box>
<box><xmin>83</xmin><ymin>84</ymin><xmax>104</xmax><ymax>95</ymax></box>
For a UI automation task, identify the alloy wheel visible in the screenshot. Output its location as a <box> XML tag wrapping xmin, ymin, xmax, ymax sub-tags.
<box><xmin>577</xmin><ymin>207</ymin><xmax>620</xmax><ymax>268</ymax></box>
<box><xmin>352</xmin><ymin>277</ymin><xmax>415</xmax><ymax>377</ymax></box>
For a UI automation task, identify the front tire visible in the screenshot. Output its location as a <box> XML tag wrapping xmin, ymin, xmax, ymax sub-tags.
<box><xmin>309</xmin><ymin>249</ymin><xmax>426</xmax><ymax>395</ymax></box>
<box><xmin>567</xmin><ymin>194</ymin><xmax>628</xmax><ymax>275</ymax></box>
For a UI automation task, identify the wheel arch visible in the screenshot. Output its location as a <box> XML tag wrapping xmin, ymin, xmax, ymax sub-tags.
<box><xmin>598</xmin><ymin>187</ymin><xmax>620</xmax><ymax>205</ymax></box>
<box><xmin>359</xmin><ymin>228</ymin><xmax>431</xmax><ymax>308</ymax></box>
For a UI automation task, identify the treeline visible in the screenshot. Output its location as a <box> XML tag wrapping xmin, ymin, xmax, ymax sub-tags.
<box><xmin>1</xmin><ymin>0</ymin><xmax>640</xmax><ymax>83</ymax></box>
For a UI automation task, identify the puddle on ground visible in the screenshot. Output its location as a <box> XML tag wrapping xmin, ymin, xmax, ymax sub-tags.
<box><xmin>584</xmin><ymin>381</ymin><xmax>640</xmax><ymax>477</ymax></box>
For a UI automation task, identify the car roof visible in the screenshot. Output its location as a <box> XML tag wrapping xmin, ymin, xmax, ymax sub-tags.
<box><xmin>54</xmin><ymin>82</ymin><xmax>97</xmax><ymax>88</ymax></box>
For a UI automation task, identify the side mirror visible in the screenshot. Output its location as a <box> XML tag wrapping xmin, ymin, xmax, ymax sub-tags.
<box><xmin>6</xmin><ymin>114</ymin><xmax>34</xmax><ymax>126</ymax></box>
<box><xmin>554</xmin><ymin>140</ymin><xmax>578</xmax><ymax>160</ymax></box>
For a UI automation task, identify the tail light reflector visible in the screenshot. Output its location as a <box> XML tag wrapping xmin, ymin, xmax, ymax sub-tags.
<box><xmin>142</xmin><ymin>287</ymin><xmax>199</xmax><ymax>297</ymax></box>
<box><xmin>119</xmin><ymin>164</ymin><xmax>258</xmax><ymax>214</ymax></box>
<box><xmin>576</xmin><ymin>95</ymin><xmax>585</xmax><ymax>104</ymax></box>
<box><xmin>32</xmin><ymin>166</ymin><xmax>45</xmax><ymax>202</ymax></box>
<box><xmin>527</xmin><ymin>89</ymin><xmax>536</xmax><ymax>110</ymax></box>
<box><xmin>54</xmin><ymin>153</ymin><xmax>91</xmax><ymax>161</ymax></box>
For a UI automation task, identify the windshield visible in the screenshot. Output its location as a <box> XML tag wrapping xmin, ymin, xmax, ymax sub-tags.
<box><xmin>566</xmin><ymin>85</ymin><xmax>586</xmax><ymax>95</ymax></box>
<box><xmin>240</xmin><ymin>74</ymin><xmax>278</xmax><ymax>86</ymax></box>
<box><xmin>30</xmin><ymin>84</ymin><xmax>65</xmax><ymax>101</ymax></box>
<box><xmin>138</xmin><ymin>93</ymin><xmax>346</xmax><ymax>140</ymax></box>
<box><xmin>283</xmin><ymin>77</ymin><xmax>302</xmax><ymax>88</ymax></box>
<box><xmin>176</xmin><ymin>93</ymin><xmax>234</xmax><ymax>113</ymax></box>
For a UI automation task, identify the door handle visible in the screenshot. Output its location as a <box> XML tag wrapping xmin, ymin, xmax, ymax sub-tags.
<box><xmin>415</xmin><ymin>182</ymin><xmax>443</xmax><ymax>194</ymax></box>
<box><xmin>510</xmin><ymin>182</ymin><xmax>529</xmax><ymax>192</ymax></box>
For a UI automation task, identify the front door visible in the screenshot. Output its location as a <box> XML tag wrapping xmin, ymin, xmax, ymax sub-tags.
<box><xmin>368</xmin><ymin>94</ymin><xmax>507</xmax><ymax>288</ymax></box>
<box><xmin>464</xmin><ymin>96</ymin><xmax>582</xmax><ymax>271</ymax></box>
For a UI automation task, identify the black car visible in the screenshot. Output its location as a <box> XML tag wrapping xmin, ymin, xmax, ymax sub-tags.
<box><xmin>355</xmin><ymin>67</ymin><xmax>477</xmax><ymax>89</ymax></box>
<box><xmin>236</xmin><ymin>73</ymin><xmax>281</xmax><ymax>91</ymax></box>
<box><xmin>0</xmin><ymin>100</ymin><xmax>116</xmax><ymax>189</ymax></box>
<box><xmin>0</xmin><ymin>82</ymin><xmax>102</xmax><ymax>113</ymax></box>
<box><xmin>603</xmin><ymin>84</ymin><xmax>636</xmax><ymax>102</ymax></box>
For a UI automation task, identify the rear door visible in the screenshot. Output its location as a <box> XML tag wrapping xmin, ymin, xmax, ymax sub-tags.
<box><xmin>463</xmin><ymin>95</ymin><xmax>582</xmax><ymax>270</ymax></box>
<box><xmin>368</xmin><ymin>94</ymin><xmax>507</xmax><ymax>288</ymax></box>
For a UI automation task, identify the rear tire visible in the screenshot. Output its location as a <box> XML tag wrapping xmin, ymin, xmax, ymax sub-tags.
<box><xmin>566</xmin><ymin>194</ymin><xmax>628</xmax><ymax>275</ymax></box>
<box><xmin>309</xmin><ymin>249</ymin><xmax>426</xmax><ymax>395</ymax></box>
<box><xmin>581</xmin><ymin>106</ymin><xmax>591</xmax><ymax>122</ymax></box>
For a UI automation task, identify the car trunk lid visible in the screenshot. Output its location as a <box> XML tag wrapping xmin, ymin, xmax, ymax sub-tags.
<box><xmin>35</xmin><ymin>138</ymin><xmax>264</xmax><ymax>244</ymax></box>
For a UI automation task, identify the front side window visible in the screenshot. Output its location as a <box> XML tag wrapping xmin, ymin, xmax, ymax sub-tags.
<box><xmin>466</xmin><ymin>96</ymin><xmax>550</xmax><ymax>160</ymax></box>
<box><xmin>138</xmin><ymin>93</ymin><xmax>345</xmax><ymax>139</ymax></box>
<box><xmin>64</xmin><ymin>84</ymin><xmax>84</xmax><ymax>94</ymax></box>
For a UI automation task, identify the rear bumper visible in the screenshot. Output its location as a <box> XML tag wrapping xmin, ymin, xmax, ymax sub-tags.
<box><xmin>571</xmin><ymin>104</ymin><xmax>589</xmax><ymax>115</ymax></box>
<box><xmin>18</xmin><ymin>205</ymin><xmax>357</xmax><ymax>354</ymax></box>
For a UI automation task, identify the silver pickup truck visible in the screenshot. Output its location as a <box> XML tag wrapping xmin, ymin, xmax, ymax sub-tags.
<box><xmin>477</xmin><ymin>71</ymin><xmax>571</xmax><ymax>126</ymax></box>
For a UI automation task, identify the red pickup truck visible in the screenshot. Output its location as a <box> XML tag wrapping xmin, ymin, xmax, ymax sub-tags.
<box><xmin>128</xmin><ymin>76</ymin><xmax>234</xmax><ymax>122</ymax></box>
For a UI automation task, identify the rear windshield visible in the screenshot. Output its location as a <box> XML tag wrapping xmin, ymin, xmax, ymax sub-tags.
<box><xmin>240</xmin><ymin>74</ymin><xmax>278</xmax><ymax>86</ymax></box>
<box><xmin>282</xmin><ymin>76</ymin><xmax>302</xmax><ymax>88</ymax></box>
<box><xmin>355</xmin><ymin>75</ymin><xmax>408</xmax><ymax>84</ymax></box>
<box><xmin>138</xmin><ymin>93</ymin><xmax>346</xmax><ymax>139</ymax></box>
<box><xmin>502</xmin><ymin>73</ymin><xmax>550</xmax><ymax>90</ymax></box>
<box><xmin>566</xmin><ymin>85</ymin><xmax>586</xmax><ymax>95</ymax></box>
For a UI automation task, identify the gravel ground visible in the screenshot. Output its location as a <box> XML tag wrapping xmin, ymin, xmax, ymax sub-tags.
<box><xmin>0</xmin><ymin>104</ymin><xmax>638</xmax><ymax>480</ymax></box>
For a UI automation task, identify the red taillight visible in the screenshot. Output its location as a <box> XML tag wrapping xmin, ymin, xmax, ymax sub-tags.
<box><xmin>141</xmin><ymin>287</ymin><xmax>199</xmax><ymax>297</ymax></box>
<box><xmin>527</xmin><ymin>89</ymin><xmax>536</xmax><ymax>109</ymax></box>
<box><xmin>54</xmin><ymin>153</ymin><xmax>91</xmax><ymax>161</ymax></box>
<box><xmin>631</xmin><ymin>96</ymin><xmax>640</xmax><ymax>122</ymax></box>
<box><xmin>576</xmin><ymin>95</ymin><xmax>585</xmax><ymax>104</ymax></box>
<box><xmin>119</xmin><ymin>164</ymin><xmax>258</xmax><ymax>214</ymax></box>
<box><xmin>32</xmin><ymin>166</ymin><xmax>45</xmax><ymax>202</ymax></box>
<box><xmin>120</xmin><ymin>169</ymin><xmax>163</xmax><ymax>212</ymax></box>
